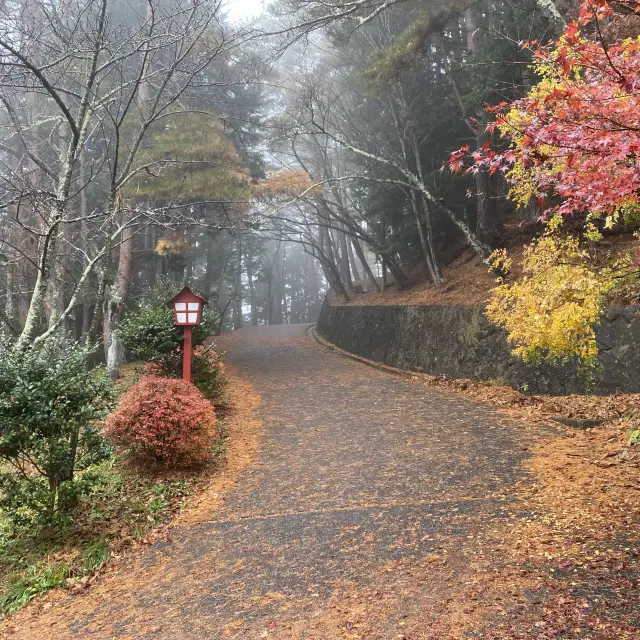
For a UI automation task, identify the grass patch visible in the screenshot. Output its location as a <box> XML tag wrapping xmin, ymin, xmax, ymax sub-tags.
<box><xmin>82</xmin><ymin>539</ymin><xmax>110</xmax><ymax>575</ymax></box>
<box><xmin>0</xmin><ymin>563</ymin><xmax>68</xmax><ymax>614</ymax></box>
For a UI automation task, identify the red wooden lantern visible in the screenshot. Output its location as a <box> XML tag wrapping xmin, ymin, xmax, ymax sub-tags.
<box><xmin>168</xmin><ymin>287</ymin><xmax>208</xmax><ymax>383</ymax></box>
<box><xmin>170</xmin><ymin>286</ymin><xmax>207</xmax><ymax>326</ymax></box>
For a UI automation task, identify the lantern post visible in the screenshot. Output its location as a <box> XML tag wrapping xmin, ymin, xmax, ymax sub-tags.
<box><xmin>168</xmin><ymin>286</ymin><xmax>208</xmax><ymax>383</ymax></box>
<box><xmin>183</xmin><ymin>324</ymin><xmax>193</xmax><ymax>383</ymax></box>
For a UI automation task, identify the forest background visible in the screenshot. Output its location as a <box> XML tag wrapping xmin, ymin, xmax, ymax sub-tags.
<box><xmin>1</xmin><ymin>0</ymin><xmax>638</xmax><ymax>381</ymax></box>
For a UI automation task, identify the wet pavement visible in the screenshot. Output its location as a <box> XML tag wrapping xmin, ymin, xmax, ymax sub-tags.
<box><xmin>5</xmin><ymin>324</ymin><xmax>528</xmax><ymax>639</ymax></box>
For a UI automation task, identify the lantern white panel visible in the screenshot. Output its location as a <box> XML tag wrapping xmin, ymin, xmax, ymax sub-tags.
<box><xmin>175</xmin><ymin>302</ymin><xmax>187</xmax><ymax>311</ymax></box>
<box><xmin>176</xmin><ymin>313</ymin><xmax>187</xmax><ymax>324</ymax></box>
<box><xmin>188</xmin><ymin>303</ymin><xmax>199</xmax><ymax>311</ymax></box>
<box><xmin>188</xmin><ymin>313</ymin><xmax>198</xmax><ymax>323</ymax></box>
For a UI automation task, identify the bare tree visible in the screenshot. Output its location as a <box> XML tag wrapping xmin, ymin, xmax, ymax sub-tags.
<box><xmin>0</xmin><ymin>0</ymin><xmax>247</xmax><ymax>372</ymax></box>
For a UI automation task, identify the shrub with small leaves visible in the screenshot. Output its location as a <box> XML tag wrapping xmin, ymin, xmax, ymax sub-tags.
<box><xmin>119</xmin><ymin>304</ymin><xmax>183</xmax><ymax>362</ymax></box>
<box><xmin>120</xmin><ymin>304</ymin><xmax>216</xmax><ymax>362</ymax></box>
<box><xmin>105</xmin><ymin>376</ymin><xmax>216</xmax><ymax>466</ymax></box>
<box><xmin>0</xmin><ymin>337</ymin><xmax>113</xmax><ymax>529</ymax></box>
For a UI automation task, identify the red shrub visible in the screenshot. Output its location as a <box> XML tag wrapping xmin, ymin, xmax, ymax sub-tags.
<box><xmin>142</xmin><ymin>345</ymin><xmax>227</xmax><ymax>405</ymax></box>
<box><xmin>105</xmin><ymin>375</ymin><xmax>216</xmax><ymax>466</ymax></box>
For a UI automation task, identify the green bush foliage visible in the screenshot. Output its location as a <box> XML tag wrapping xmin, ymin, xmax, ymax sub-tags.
<box><xmin>190</xmin><ymin>345</ymin><xmax>228</xmax><ymax>404</ymax></box>
<box><xmin>119</xmin><ymin>304</ymin><xmax>183</xmax><ymax>361</ymax></box>
<box><xmin>105</xmin><ymin>375</ymin><xmax>216</xmax><ymax>466</ymax></box>
<box><xmin>120</xmin><ymin>279</ymin><xmax>217</xmax><ymax>362</ymax></box>
<box><xmin>0</xmin><ymin>338</ymin><xmax>114</xmax><ymax>529</ymax></box>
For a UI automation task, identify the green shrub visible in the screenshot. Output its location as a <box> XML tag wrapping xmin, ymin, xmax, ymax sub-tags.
<box><xmin>120</xmin><ymin>304</ymin><xmax>182</xmax><ymax>361</ymax></box>
<box><xmin>120</xmin><ymin>279</ymin><xmax>217</xmax><ymax>362</ymax></box>
<box><xmin>0</xmin><ymin>337</ymin><xmax>114</xmax><ymax>529</ymax></box>
<box><xmin>190</xmin><ymin>345</ymin><xmax>228</xmax><ymax>404</ymax></box>
<box><xmin>120</xmin><ymin>304</ymin><xmax>217</xmax><ymax>362</ymax></box>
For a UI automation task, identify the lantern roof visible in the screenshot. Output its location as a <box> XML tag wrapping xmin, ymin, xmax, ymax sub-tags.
<box><xmin>168</xmin><ymin>286</ymin><xmax>208</xmax><ymax>307</ymax></box>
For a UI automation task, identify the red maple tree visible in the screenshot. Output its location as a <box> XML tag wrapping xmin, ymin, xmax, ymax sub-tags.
<box><xmin>447</xmin><ymin>0</ymin><xmax>640</xmax><ymax>221</ymax></box>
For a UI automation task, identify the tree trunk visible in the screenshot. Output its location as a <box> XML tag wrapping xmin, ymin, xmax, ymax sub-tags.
<box><xmin>351</xmin><ymin>237</ymin><xmax>379</xmax><ymax>292</ymax></box>
<box><xmin>89</xmin><ymin>264</ymin><xmax>106</xmax><ymax>346</ymax></box>
<box><xmin>306</xmin><ymin>249</ymin><xmax>321</xmax><ymax>317</ymax></box>
<box><xmin>234</xmin><ymin>239</ymin><xmax>242</xmax><ymax>330</ymax></box>
<box><xmin>474</xmin><ymin>152</ymin><xmax>503</xmax><ymax>243</ymax></box>
<box><xmin>414</xmin><ymin>205</ymin><xmax>441</xmax><ymax>287</ymax></box>
<box><xmin>383</xmin><ymin>256</ymin><xmax>409</xmax><ymax>289</ymax></box>
<box><xmin>15</xmin><ymin>202</ymin><xmax>64</xmax><ymax>351</ymax></box>
<box><xmin>273</xmin><ymin>243</ymin><xmax>284</xmax><ymax>324</ymax></box>
<box><xmin>346</xmin><ymin>236</ymin><xmax>361</xmax><ymax>282</ymax></box>
<box><xmin>266</xmin><ymin>265</ymin><xmax>274</xmax><ymax>325</ymax></box>
<box><xmin>156</xmin><ymin>252</ymin><xmax>165</xmax><ymax>280</ymax></box>
<box><xmin>336</xmin><ymin>229</ymin><xmax>353</xmax><ymax>290</ymax></box>
<box><xmin>81</xmin><ymin>301</ymin><xmax>92</xmax><ymax>343</ymax></box>
<box><xmin>116</xmin><ymin>220</ymin><xmax>134</xmax><ymax>308</ymax></box>
<box><xmin>6</xmin><ymin>259</ymin><xmax>14</xmax><ymax>327</ymax></box>
<box><xmin>105</xmin><ymin>305</ymin><xmax>123</xmax><ymax>381</ymax></box>
<box><xmin>464</xmin><ymin>5</ymin><xmax>477</xmax><ymax>53</ymax></box>
<box><xmin>280</xmin><ymin>243</ymin><xmax>287</xmax><ymax>324</ymax></box>
<box><xmin>185</xmin><ymin>254</ymin><xmax>193</xmax><ymax>284</ymax></box>
<box><xmin>105</xmin><ymin>208</ymin><xmax>134</xmax><ymax>379</ymax></box>
<box><xmin>79</xmin><ymin>161</ymin><xmax>92</xmax><ymax>343</ymax></box>
<box><xmin>246</xmin><ymin>245</ymin><xmax>258</xmax><ymax>327</ymax></box>
<box><xmin>409</xmin><ymin>184</ymin><xmax>442</xmax><ymax>287</ymax></box>
<box><xmin>409</xmin><ymin>130</ymin><xmax>443</xmax><ymax>286</ymax></box>
<box><xmin>48</xmin><ymin>116</ymin><xmax>74</xmax><ymax>332</ymax></box>
<box><xmin>463</xmin><ymin>5</ymin><xmax>503</xmax><ymax>245</ymax></box>
<box><xmin>48</xmin><ymin>253</ymin><xmax>65</xmax><ymax>330</ymax></box>
<box><xmin>316</xmin><ymin>248</ymin><xmax>350</xmax><ymax>300</ymax></box>
<box><xmin>314</xmin><ymin>209</ymin><xmax>349</xmax><ymax>299</ymax></box>
<box><xmin>205</xmin><ymin>238</ymin><xmax>215</xmax><ymax>295</ymax></box>
<box><xmin>5</xmin><ymin>148</ymin><xmax>21</xmax><ymax>331</ymax></box>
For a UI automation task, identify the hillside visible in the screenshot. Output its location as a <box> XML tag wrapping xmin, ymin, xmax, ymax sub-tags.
<box><xmin>333</xmin><ymin>229</ymin><xmax>638</xmax><ymax>308</ymax></box>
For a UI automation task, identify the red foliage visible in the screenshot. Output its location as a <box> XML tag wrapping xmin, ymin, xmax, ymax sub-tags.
<box><xmin>105</xmin><ymin>375</ymin><xmax>216</xmax><ymax>466</ymax></box>
<box><xmin>142</xmin><ymin>344</ymin><xmax>227</xmax><ymax>404</ymax></box>
<box><xmin>446</xmin><ymin>0</ymin><xmax>640</xmax><ymax>218</ymax></box>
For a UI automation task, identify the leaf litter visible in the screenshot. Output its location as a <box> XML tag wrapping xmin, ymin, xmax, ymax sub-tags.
<box><xmin>2</xmin><ymin>328</ymin><xmax>639</xmax><ymax>639</ymax></box>
<box><xmin>308</xmin><ymin>329</ymin><xmax>640</xmax><ymax>638</ymax></box>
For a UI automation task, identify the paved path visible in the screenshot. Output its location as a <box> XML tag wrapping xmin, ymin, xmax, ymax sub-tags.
<box><xmin>7</xmin><ymin>325</ymin><xmax>528</xmax><ymax>639</ymax></box>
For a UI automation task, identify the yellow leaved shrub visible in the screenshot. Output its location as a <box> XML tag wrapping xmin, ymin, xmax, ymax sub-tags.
<box><xmin>486</xmin><ymin>218</ymin><xmax>634</xmax><ymax>385</ymax></box>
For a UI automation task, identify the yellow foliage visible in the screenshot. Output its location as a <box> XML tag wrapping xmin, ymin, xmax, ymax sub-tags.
<box><xmin>617</xmin><ymin>199</ymin><xmax>640</xmax><ymax>225</ymax></box>
<box><xmin>254</xmin><ymin>170</ymin><xmax>320</xmax><ymax>199</ymax></box>
<box><xmin>155</xmin><ymin>231</ymin><xmax>191</xmax><ymax>256</ymax></box>
<box><xmin>488</xmin><ymin>248</ymin><xmax>513</xmax><ymax>279</ymax></box>
<box><xmin>486</xmin><ymin>218</ymin><xmax>622</xmax><ymax>382</ymax></box>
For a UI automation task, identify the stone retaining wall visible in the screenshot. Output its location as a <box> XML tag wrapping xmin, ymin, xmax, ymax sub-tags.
<box><xmin>316</xmin><ymin>299</ymin><xmax>640</xmax><ymax>395</ymax></box>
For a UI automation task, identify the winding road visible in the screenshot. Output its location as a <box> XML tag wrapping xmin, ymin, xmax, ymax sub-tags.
<box><xmin>4</xmin><ymin>325</ymin><xmax>528</xmax><ymax>639</ymax></box>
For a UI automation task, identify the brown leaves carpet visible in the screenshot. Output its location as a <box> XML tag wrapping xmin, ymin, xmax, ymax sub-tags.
<box><xmin>1</xmin><ymin>324</ymin><xmax>638</xmax><ymax>639</ymax></box>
